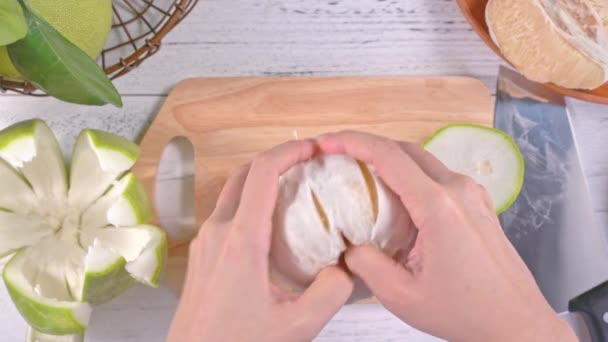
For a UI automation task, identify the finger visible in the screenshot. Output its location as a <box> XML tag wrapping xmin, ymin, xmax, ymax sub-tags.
<box><xmin>345</xmin><ymin>245</ymin><xmax>414</xmax><ymax>308</ymax></box>
<box><xmin>270</xmin><ymin>283</ymin><xmax>300</xmax><ymax>303</ymax></box>
<box><xmin>317</xmin><ymin>131</ymin><xmax>442</xmax><ymax>214</ymax></box>
<box><xmin>397</xmin><ymin>141</ymin><xmax>453</xmax><ymax>183</ymax></box>
<box><xmin>288</xmin><ymin>266</ymin><xmax>353</xmax><ymax>333</ymax></box>
<box><xmin>209</xmin><ymin>164</ymin><xmax>250</xmax><ymax>223</ymax></box>
<box><xmin>477</xmin><ymin>184</ymin><xmax>496</xmax><ymax>213</ymax></box>
<box><xmin>235</xmin><ymin>139</ymin><xmax>317</xmax><ymax>238</ymax></box>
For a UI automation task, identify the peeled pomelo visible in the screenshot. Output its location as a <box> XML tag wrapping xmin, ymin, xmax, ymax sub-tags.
<box><xmin>0</xmin><ymin>120</ymin><xmax>167</xmax><ymax>339</ymax></box>
<box><xmin>486</xmin><ymin>0</ymin><xmax>608</xmax><ymax>90</ymax></box>
<box><xmin>270</xmin><ymin>154</ymin><xmax>416</xmax><ymax>300</ymax></box>
<box><xmin>424</xmin><ymin>124</ymin><xmax>524</xmax><ymax>214</ymax></box>
<box><xmin>0</xmin><ymin>0</ymin><xmax>113</xmax><ymax>79</ymax></box>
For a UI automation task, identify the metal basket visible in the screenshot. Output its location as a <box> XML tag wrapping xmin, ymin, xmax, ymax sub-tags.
<box><xmin>0</xmin><ymin>0</ymin><xmax>198</xmax><ymax>95</ymax></box>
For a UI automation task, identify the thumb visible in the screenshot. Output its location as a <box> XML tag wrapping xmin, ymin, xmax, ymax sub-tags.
<box><xmin>288</xmin><ymin>266</ymin><xmax>353</xmax><ymax>335</ymax></box>
<box><xmin>345</xmin><ymin>245</ymin><xmax>414</xmax><ymax>305</ymax></box>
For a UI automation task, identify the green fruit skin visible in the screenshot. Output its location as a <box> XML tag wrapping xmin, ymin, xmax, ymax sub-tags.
<box><xmin>87</xmin><ymin>129</ymin><xmax>141</xmax><ymax>163</ymax></box>
<box><xmin>150</xmin><ymin>232</ymin><xmax>168</xmax><ymax>287</ymax></box>
<box><xmin>123</xmin><ymin>174</ymin><xmax>155</xmax><ymax>225</ymax></box>
<box><xmin>81</xmin><ymin>257</ymin><xmax>136</xmax><ymax>305</ymax></box>
<box><xmin>3</xmin><ymin>253</ymin><xmax>87</xmax><ymax>335</ymax></box>
<box><xmin>0</xmin><ymin>119</ymin><xmax>37</xmax><ymax>150</ymax></box>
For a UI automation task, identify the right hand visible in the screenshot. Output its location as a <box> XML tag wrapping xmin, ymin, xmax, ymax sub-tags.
<box><xmin>317</xmin><ymin>131</ymin><xmax>577</xmax><ymax>342</ymax></box>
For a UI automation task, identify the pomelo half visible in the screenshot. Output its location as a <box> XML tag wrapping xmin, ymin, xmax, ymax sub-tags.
<box><xmin>486</xmin><ymin>0</ymin><xmax>607</xmax><ymax>90</ymax></box>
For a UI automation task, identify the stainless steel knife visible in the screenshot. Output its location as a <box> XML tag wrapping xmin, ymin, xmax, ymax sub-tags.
<box><xmin>494</xmin><ymin>66</ymin><xmax>608</xmax><ymax>342</ymax></box>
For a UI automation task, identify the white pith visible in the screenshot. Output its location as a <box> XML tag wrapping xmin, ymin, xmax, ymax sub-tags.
<box><xmin>0</xmin><ymin>121</ymin><xmax>164</xmax><ymax>334</ymax></box>
<box><xmin>68</xmin><ymin>132</ymin><xmax>137</xmax><ymax>211</ymax></box>
<box><xmin>81</xmin><ymin>173</ymin><xmax>143</xmax><ymax>230</ymax></box>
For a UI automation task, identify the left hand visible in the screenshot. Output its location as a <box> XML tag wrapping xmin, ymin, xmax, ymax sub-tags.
<box><xmin>168</xmin><ymin>139</ymin><xmax>354</xmax><ymax>342</ymax></box>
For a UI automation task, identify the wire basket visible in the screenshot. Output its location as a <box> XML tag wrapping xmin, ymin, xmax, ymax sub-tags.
<box><xmin>0</xmin><ymin>0</ymin><xmax>198</xmax><ymax>95</ymax></box>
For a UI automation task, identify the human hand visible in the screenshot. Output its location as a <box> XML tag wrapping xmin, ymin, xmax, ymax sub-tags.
<box><xmin>317</xmin><ymin>131</ymin><xmax>577</xmax><ymax>342</ymax></box>
<box><xmin>168</xmin><ymin>140</ymin><xmax>353</xmax><ymax>342</ymax></box>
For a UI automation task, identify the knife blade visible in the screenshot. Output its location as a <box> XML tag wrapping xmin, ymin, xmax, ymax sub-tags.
<box><xmin>494</xmin><ymin>66</ymin><xmax>608</xmax><ymax>341</ymax></box>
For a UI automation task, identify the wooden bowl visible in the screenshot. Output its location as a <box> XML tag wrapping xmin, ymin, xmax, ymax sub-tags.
<box><xmin>456</xmin><ymin>0</ymin><xmax>608</xmax><ymax>104</ymax></box>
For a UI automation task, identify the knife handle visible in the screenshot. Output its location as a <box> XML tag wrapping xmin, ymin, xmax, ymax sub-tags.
<box><xmin>569</xmin><ymin>280</ymin><xmax>608</xmax><ymax>342</ymax></box>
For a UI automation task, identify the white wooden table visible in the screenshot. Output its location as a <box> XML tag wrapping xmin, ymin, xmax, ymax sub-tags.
<box><xmin>2</xmin><ymin>1</ymin><xmax>608</xmax><ymax>340</ymax></box>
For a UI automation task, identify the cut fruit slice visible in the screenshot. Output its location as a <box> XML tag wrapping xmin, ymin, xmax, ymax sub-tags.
<box><xmin>424</xmin><ymin>124</ymin><xmax>525</xmax><ymax>214</ymax></box>
<box><xmin>486</xmin><ymin>0</ymin><xmax>607</xmax><ymax>89</ymax></box>
<box><xmin>0</xmin><ymin>211</ymin><xmax>53</xmax><ymax>258</ymax></box>
<box><xmin>0</xmin><ymin>120</ymin><xmax>67</xmax><ymax>215</ymax></box>
<box><xmin>80</xmin><ymin>225</ymin><xmax>167</xmax><ymax>287</ymax></box>
<box><xmin>68</xmin><ymin>129</ymin><xmax>140</xmax><ymax>211</ymax></box>
<box><xmin>80</xmin><ymin>240</ymin><xmax>135</xmax><ymax>304</ymax></box>
<box><xmin>81</xmin><ymin>172</ymin><xmax>154</xmax><ymax>229</ymax></box>
<box><xmin>0</xmin><ymin>158</ymin><xmax>38</xmax><ymax>214</ymax></box>
<box><xmin>26</xmin><ymin>326</ymin><xmax>83</xmax><ymax>342</ymax></box>
<box><xmin>3</xmin><ymin>250</ymin><xmax>92</xmax><ymax>335</ymax></box>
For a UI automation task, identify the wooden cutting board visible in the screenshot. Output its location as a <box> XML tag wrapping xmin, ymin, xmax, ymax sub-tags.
<box><xmin>131</xmin><ymin>76</ymin><xmax>494</xmax><ymax>295</ymax></box>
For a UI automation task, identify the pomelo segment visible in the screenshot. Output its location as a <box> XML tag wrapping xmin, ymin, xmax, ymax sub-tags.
<box><xmin>305</xmin><ymin>155</ymin><xmax>376</xmax><ymax>245</ymax></box>
<box><xmin>27</xmin><ymin>326</ymin><xmax>83</xmax><ymax>342</ymax></box>
<box><xmin>424</xmin><ymin>124</ymin><xmax>524</xmax><ymax>214</ymax></box>
<box><xmin>3</xmin><ymin>250</ymin><xmax>91</xmax><ymax>335</ymax></box>
<box><xmin>271</xmin><ymin>160</ymin><xmax>346</xmax><ymax>288</ymax></box>
<box><xmin>534</xmin><ymin>0</ymin><xmax>608</xmax><ymax>72</ymax></box>
<box><xmin>486</xmin><ymin>0</ymin><xmax>606</xmax><ymax>89</ymax></box>
<box><xmin>81</xmin><ymin>172</ymin><xmax>154</xmax><ymax>229</ymax></box>
<box><xmin>0</xmin><ymin>120</ymin><xmax>67</xmax><ymax>216</ymax></box>
<box><xmin>68</xmin><ymin>129</ymin><xmax>140</xmax><ymax>211</ymax></box>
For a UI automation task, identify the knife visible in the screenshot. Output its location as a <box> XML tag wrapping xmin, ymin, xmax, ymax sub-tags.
<box><xmin>494</xmin><ymin>66</ymin><xmax>608</xmax><ymax>342</ymax></box>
